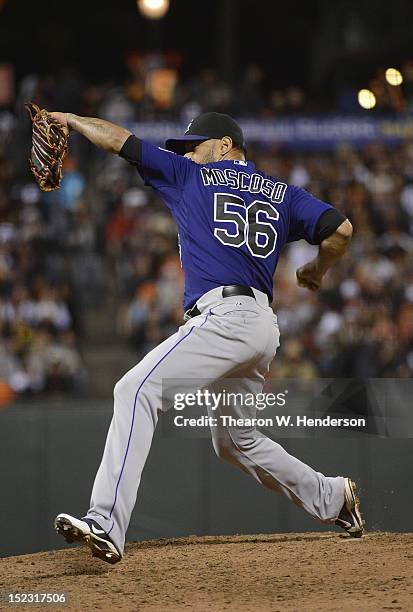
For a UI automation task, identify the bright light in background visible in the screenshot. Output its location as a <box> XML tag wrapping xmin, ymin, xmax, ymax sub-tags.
<box><xmin>358</xmin><ymin>89</ymin><xmax>376</xmax><ymax>109</ymax></box>
<box><xmin>385</xmin><ymin>67</ymin><xmax>403</xmax><ymax>86</ymax></box>
<box><xmin>137</xmin><ymin>0</ymin><xmax>170</xmax><ymax>19</ymax></box>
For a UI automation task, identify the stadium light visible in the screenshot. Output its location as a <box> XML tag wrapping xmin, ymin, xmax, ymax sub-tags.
<box><xmin>137</xmin><ymin>0</ymin><xmax>170</xmax><ymax>19</ymax></box>
<box><xmin>385</xmin><ymin>68</ymin><xmax>403</xmax><ymax>86</ymax></box>
<box><xmin>358</xmin><ymin>89</ymin><xmax>376</xmax><ymax>110</ymax></box>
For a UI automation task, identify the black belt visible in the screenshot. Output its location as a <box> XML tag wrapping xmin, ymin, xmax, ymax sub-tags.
<box><xmin>185</xmin><ymin>285</ymin><xmax>262</xmax><ymax>320</ymax></box>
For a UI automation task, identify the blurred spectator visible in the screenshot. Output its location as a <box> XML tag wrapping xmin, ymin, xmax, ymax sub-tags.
<box><xmin>237</xmin><ymin>64</ymin><xmax>265</xmax><ymax>116</ymax></box>
<box><xmin>59</xmin><ymin>157</ymin><xmax>86</xmax><ymax>212</ymax></box>
<box><xmin>269</xmin><ymin>338</ymin><xmax>319</xmax><ymax>379</ymax></box>
<box><xmin>123</xmin><ymin>282</ymin><xmax>158</xmax><ymax>356</ymax></box>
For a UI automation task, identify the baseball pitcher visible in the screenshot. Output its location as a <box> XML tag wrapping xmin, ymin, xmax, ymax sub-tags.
<box><xmin>49</xmin><ymin>111</ymin><xmax>363</xmax><ymax>563</ymax></box>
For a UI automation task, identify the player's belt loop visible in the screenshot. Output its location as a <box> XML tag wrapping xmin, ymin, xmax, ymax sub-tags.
<box><xmin>183</xmin><ymin>304</ymin><xmax>202</xmax><ymax>321</ymax></box>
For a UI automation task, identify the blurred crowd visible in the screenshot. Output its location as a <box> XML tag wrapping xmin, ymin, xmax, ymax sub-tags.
<box><xmin>4</xmin><ymin>56</ymin><xmax>413</xmax><ymax>127</ymax></box>
<box><xmin>267</xmin><ymin>142</ymin><xmax>413</xmax><ymax>379</ymax></box>
<box><xmin>1</xmin><ymin>70</ymin><xmax>413</xmax><ymax>403</ymax></box>
<box><xmin>3</xmin><ymin>62</ymin><xmax>310</xmax><ymax>127</ymax></box>
<box><xmin>0</xmin><ymin>155</ymin><xmax>92</xmax><ymax>401</ymax></box>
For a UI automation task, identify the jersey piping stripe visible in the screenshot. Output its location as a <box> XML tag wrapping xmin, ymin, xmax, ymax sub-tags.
<box><xmin>107</xmin><ymin>310</ymin><xmax>212</xmax><ymax>535</ymax></box>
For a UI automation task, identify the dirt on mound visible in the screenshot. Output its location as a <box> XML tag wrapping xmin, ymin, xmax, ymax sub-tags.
<box><xmin>0</xmin><ymin>532</ymin><xmax>412</xmax><ymax>611</ymax></box>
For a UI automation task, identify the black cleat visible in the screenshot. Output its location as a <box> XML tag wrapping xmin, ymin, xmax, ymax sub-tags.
<box><xmin>54</xmin><ymin>513</ymin><xmax>121</xmax><ymax>564</ymax></box>
<box><xmin>335</xmin><ymin>478</ymin><xmax>364</xmax><ymax>538</ymax></box>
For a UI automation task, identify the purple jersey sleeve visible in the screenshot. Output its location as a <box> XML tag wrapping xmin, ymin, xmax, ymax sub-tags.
<box><xmin>288</xmin><ymin>186</ymin><xmax>334</xmax><ymax>244</ymax></box>
<box><xmin>139</xmin><ymin>141</ymin><xmax>194</xmax><ymax>201</ymax></box>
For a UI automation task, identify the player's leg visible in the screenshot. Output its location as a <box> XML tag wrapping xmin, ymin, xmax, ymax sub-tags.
<box><xmin>55</xmin><ymin>327</ymin><xmax>191</xmax><ymax>563</ymax></box>
<box><xmin>83</xmin><ymin>315</ymin><xmax>210</xmax><ymax>557</ymax></box>
<box><xmin>77</xmin><ymin>294</ymin><xmax>276</xmax><ymax>557</ymax></box>
<box><xmin>208</xmin><ymin>373</ymin><xmax>346</xmax><ymax>525</ymax></box>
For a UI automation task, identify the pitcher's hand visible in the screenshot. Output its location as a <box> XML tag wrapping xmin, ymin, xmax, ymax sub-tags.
<box><xmin>296</xmin><ymin>260</ymin><xmax>324</xmax><ymax>291</ymax></box>
<box><xmin>48</xmin><ymin>112</ymin><xmax>69</xmax><ymax>135</ymax></box>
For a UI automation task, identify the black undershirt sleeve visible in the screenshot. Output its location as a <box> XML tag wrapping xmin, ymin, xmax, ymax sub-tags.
<box><xmin>313</xmin><ymin>208</ymin><xmax>347</xmax><ymax>244</ymax></box>
<box><xmin>119</xmin><ymin>134</ymin><xmax>142</xmax><ymax>165</ymax></box>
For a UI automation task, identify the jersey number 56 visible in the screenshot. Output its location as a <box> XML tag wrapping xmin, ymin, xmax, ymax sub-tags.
<box><xmin>214</xmin><ymin>193</ymin><xmax>278</xmax><ymax>258</ymax></box>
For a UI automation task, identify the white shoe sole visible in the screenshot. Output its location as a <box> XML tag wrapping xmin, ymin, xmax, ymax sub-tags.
<box><xmin>54</xmin><ymin>513</ymin><xmax>121</xmax><ymax>564</ymax></box>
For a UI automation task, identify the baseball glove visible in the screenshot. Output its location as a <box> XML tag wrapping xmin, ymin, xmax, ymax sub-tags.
<box><xmin>25</xmin><ymin>102</ymin><xmax>69</xmax><ymax>192</ymax></box>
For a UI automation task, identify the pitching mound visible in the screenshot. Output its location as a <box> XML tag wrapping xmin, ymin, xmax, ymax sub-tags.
<box><xmin>0</xmin><ymin>532</ymin><xmax>412</xmax><ymax>611</ymax></box>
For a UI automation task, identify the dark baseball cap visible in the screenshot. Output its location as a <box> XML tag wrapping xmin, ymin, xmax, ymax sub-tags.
<box><xmin>165</xmin><ymin>112</ymin><xmax>245</xmax><ymax>155</ymax></box>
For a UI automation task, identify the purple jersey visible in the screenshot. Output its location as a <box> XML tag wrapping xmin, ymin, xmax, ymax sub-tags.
<box><xmin>136</xmin><ymin>141</ymin><xmax>333</xmax><ymax>310</ymax></box>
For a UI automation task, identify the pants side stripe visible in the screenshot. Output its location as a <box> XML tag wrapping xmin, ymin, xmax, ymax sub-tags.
<box><xmin>107</xmin><ymin>311</ymin><xmax>211</xmax><ymax>534</ymax></box>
